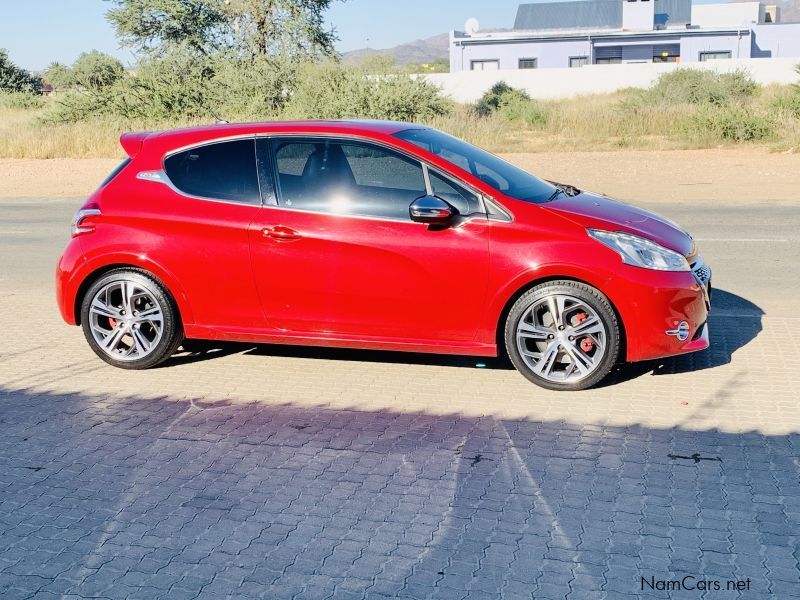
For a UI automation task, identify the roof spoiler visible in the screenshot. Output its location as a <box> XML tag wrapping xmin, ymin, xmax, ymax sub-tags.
<box><xmin>119</xmin><ymin>131</ymin><xmax>156</xmax><ymax>158</ymax></box>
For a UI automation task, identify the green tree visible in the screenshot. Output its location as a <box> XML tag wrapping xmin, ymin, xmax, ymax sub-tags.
<box><xmin>105</xmin><ymin>0</ymin><xmax>226</xmax><ymax>56</ymax></box>
<box><xmin>105</xmin><ymin>0</ymin><xmax>342</xmax><ymax>59</ymax></box>
<box><xmin>43</xmin><ymin>62</ymin><xmax>73</xmax><ymax>90</ymax></box>
<box><xmin>221</xmin><ymin>0</ymin><xmax>340</xmax><ymax>59</ymax></box>
<box><xmin>0</xmin><ymin>48</ymin><xmax>42</xmax><ymax>93</ymax></box>
<box><xmin>71</xmin><ymin>51</ymin><xmax>126</xmax><ymax>90</ymax></box>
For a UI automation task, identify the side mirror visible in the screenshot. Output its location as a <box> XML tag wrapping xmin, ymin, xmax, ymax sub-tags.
<box><xmin>409</xmin><ymin>195</ymin><xmax>457</xmax><ymax>225</ymax></box>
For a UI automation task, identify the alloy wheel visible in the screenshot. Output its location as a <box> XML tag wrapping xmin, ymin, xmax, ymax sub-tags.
<box><xmin>88</xmin><ymin>279</ymin><xmax>164</xmax><ymax>361</ymax></box>
<box><xmin>515</xmin><ymin>293</ymin><xmax>607</xmax><ymax>384</ymax></box>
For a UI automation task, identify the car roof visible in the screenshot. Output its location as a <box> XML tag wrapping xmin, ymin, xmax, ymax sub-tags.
<box><xmin>124</xmin><ymin>120</ymin><xmax>428</xmax><ymax>158</ymax></box>
<box><xmin>157</xmin><ymin>119</ymin><xmax>423</xmax><ymax>140</ymax></box>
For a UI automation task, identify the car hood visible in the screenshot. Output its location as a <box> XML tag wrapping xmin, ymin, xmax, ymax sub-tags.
<box><xmin>542</xmin><ymin>191</ymin><xmax>696</xmax><ymax>258</ymax></box>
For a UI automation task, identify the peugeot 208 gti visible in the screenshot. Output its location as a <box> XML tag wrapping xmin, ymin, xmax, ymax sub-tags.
<box><xmin>57</xmin><ymin>121</ymin><xmax>711</xmax><ymax>391</ymax></box>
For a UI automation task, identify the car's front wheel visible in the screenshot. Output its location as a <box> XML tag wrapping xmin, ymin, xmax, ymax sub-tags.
<box><xmin>505</xmin><ymin>280</ymin><xmax>620</xmax><ymax>391</ymax></box>
<box><xmin>80</xmin><ymin>269</ymin><xmax>183</xmax><ymax>369</ymax></box>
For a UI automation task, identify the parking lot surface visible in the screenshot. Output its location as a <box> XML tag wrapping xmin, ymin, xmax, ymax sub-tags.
<box><xmin>1</xmin><ymin>197</ymin><xmax>799</xmax><ymax>599</ymax></box>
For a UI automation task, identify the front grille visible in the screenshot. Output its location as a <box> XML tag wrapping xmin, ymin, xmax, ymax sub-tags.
<box><xmin>691</xmin><ymin>258</ymin><xmax>711</xmax><ymax>286</ymax></box>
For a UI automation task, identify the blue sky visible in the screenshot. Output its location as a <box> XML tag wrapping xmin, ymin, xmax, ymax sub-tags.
<box><xmin>3</xmin><ymin>0</ymin><xmax>730</xmax><ymax>70</ymax></box>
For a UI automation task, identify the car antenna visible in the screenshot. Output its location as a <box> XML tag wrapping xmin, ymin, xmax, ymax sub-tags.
<box><xmin>210</xmin><ymin>112</ymin><xmax>229</xmax><ymax>124</ymax></box>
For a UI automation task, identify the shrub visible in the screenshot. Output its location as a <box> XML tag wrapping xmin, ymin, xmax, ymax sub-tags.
<box><xmin>475</xmin><ymin>81</ymin><xmax>519</xmax><ymax>116</ymax></box>
<box><xmin>474</xmin><ymin>81</ymin><xmax>547</xmax><ymax>127</ymax></box>
<box><xmin>771</xmin><ymin>87</ymin><xmax>800</xmax><ymax>119</ymax></box>
<box><xmin>44</xmin><ymin>49</ymin><xmax>215</xmax><ymax>123</ymax></box>
<box><xmin>685</xmin><ymin>104</ymin><xmax>774</xmax><ymax>142</ymax></box>
<box><xmin>646</xmin><ymin>68</ymin><xmax>758</xmax><ymax>106</ymax></box>
<box><xmin>496</xmin><ymin>92</ymin><xmax>548</xmax><ymax>127</ymax></box>
<box><xmin>209</xmin><ymin>55</ymin><xmax>295</xmax><ymax>120</ymax></box>
<box><xmin>0</xmin><ymin>91</ymin><xmax>46</xmax><ymax>110</ymax></box>
<box><xmin>284</xmin><ymin>58</ymin><xmax>450</xmax><ymax>122</ymax></box>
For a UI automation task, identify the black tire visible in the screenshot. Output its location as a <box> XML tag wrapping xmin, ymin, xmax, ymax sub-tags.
<box><xmin>504</xmin><ymin>280</ymin><xmax>621</xmax><ymax>391</ymax></box>
<box><xmin>80</xmin><ymin>268</ymin><xmax>183</xmax><ymax>369</ymax></box>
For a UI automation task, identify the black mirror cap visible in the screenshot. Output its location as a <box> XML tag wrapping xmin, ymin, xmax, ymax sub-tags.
<box><xmin>409</xmin><ymin>195</ymin><xmax>457</xmax><ymax>224</ymax></box>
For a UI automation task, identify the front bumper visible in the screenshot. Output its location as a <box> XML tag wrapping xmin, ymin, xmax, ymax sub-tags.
<box><xmin>621</xmin><ymin>259</ymin><xmax>711</xmax><ymax>363</ymax></box>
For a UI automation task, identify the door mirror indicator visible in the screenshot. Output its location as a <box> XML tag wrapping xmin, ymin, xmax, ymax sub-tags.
<box><xmin>409</xmin><ymin>195</ymin><xmax>457</xmax><ymax>224</ymax></box>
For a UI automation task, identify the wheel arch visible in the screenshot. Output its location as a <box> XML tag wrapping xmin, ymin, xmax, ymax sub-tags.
<box><xmin>493</xmin><ymin>274</ymin><xmax>627</xmax><ymax>363</ymax></box>
<box><xmin>73</xmin><ymin>262</ymin><xmax>191</xmax><ymax>326</ymax></box>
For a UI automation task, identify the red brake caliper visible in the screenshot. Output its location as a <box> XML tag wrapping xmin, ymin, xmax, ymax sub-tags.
<box><xmin>574</xmin><ymin>312</ymin><xmax>594</xmax><ymax>353</ymax></box>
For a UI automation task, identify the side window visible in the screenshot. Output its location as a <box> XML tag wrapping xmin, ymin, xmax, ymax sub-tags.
<box><xmin>429</xmin><ymin>170</ymin><xmax>483</xmax><ymax>216</ymax></box>
<box><xmin>341</xmin><ymin>145</ymin><xmax>425</xmax><ymax>192</ymax></box>
<box><xmin>272</xmin><ymin>138</ymin><xmax>427</xmax><ymax>220</ymax></box>
<box><xmin>164</xmin><ymin>139</ymin><xmax>260</xmax><ymax>204</ymax></box>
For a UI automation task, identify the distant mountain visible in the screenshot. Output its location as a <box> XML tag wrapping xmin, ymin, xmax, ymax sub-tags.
<box><xmin>342</xmin><ymin>33</ymin><xmax>449</xmax><ymax>66</ymax></box>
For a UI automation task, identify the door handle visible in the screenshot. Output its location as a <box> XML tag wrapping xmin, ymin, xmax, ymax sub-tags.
<box><xmin>262</xmin><ymin>225</ymin><xmax>302</xmax><ymax>242</ymax></box>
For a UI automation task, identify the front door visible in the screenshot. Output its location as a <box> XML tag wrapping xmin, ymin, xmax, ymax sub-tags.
<box><xmin>249</xmin><ymin>137</ymin><xmax>490</xmax><ymax>343</ymax></box>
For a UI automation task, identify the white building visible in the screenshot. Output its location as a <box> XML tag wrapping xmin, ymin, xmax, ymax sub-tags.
<box><xmin>450</xmin><ymin>0</ymin><xmax>800</xmax><ymax>71</ymax></box>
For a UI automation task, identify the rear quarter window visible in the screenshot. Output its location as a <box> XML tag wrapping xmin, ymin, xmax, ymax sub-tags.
<box><xmin>164</xmin><ymin>139</ymin><xmax>260</xmax><ymax>204</ymax></box>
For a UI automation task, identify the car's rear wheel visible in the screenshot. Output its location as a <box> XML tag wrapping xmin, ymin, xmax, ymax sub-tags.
<box><xmin>505</xmin><ymin>280</ymin><xmax>620</xmax><ymax>391</ymax></box>
<box><xmin>80</xmin><ymin>269</ymin><xmax>183</xmax><ymax>369</ymax></box>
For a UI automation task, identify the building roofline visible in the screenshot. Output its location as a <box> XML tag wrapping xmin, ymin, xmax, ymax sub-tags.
<box><xmin>451</xmin><ymin>26</ymin><xmax>753</xmax><ymax>45</ymax></box>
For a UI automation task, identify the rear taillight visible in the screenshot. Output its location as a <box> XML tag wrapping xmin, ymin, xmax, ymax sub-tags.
<box><xmin>71</xmin><ymin>205</ymin><xmax>101</xmax><ymax>237</ymax></box>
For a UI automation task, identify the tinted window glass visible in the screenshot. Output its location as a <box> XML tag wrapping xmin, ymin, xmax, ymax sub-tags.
<box><xmin>429</xmin><ymin>170</ymin><xmax>482</xmax><ymax>216</ymax></box>
<box><xmin>164</xmin><ymin>139</ymin><xmax>260</xmax><ymax>204</ymax></box>
<box><xmin>272</xmin><ymin>139</ymin><xmax>426</xmax><ymax>220</ymax></box>
<box><xmin>395</xmin><ymin>128</ymin><xmax>557</xmax><ymax>204</ymax></box>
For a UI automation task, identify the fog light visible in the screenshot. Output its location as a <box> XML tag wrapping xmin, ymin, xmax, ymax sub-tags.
<box><xmin>666</xmin><ymin>321</ymin><xmax>690</xmax><ymax>342</ymax></box>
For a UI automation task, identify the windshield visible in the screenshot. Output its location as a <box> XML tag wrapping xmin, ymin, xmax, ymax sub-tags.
<box><xmin>394</xmin><ymin>128</ymin><xmax>557</xmax><ymax>204</ymax></box>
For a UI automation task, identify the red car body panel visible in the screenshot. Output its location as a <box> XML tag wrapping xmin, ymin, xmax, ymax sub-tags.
<box><xmin>57</xmin><ymin>120</ymin><xmax>710</xmax><ymax>363</ymax></box>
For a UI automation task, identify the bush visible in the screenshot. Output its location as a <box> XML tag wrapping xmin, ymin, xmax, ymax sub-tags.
<box><xmin>496</xmin><ymin>92</ymin><xmax>548</xmax><ymax>127</ymax></box>
<box><xmin>45</xmin><ymin>50</ymin><xmax>215</xmax><ymax>123</ymax></box>
<box><xmin>475</xmin><ymin>82</ymin><xmax>519</xmax><ymax>116</ymax></box>
<box><xmin>284</xmin><ymin>58</ymin><xmax>450</xmax><ymax>122</ymax></box>
<box><xmin>772</xmin><ymin>87</ymin><xmax>800</xmax><ymax>119</ymax></box>
<box><xmin>210</xmin><ymin>55</ymin><xmax>295</xmax><ymax>120</ymax></box>
<box><xmin>474</xmin><ymin>81</ymin><xmax>547</xmax><ymax>127</ymax></box>
<box><xmin>685</xmin><ymin>104</ymin><xmax>774</xmax><ymax>142</ymax></box>
<box><xmin>646</xmin><ymin>68</ymin><xmax>758</xmax><ymax>106</ymax></box>
<box><xmin>0</xmin><ymin>91</ymin><xmax>46</xmax><ymax>110</ymax></box>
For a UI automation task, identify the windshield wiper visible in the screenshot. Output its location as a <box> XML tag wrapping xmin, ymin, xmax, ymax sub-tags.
<box><xmin>546</xmin><ymin>182</ymin><xmax>581</xmax><ymax>202</ymax></box>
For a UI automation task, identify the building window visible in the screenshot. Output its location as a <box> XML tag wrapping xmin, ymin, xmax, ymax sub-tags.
<box><xmin>595</xmin><ymin>57</ymin><xmax>622</xmax><ymax>65</ymax></box>
<box><xmin>699</xmin><ymin>51</ymin><xmax>732</xmax><ymax>61</ymax></box>
<box><xmin>653</xmin><ymin>46</ymin><xmax>680</xmax><ymax>63</ymax></box>
<box><xmin>518</xmin><ymin>58</ymin><xmax>538</xmax><ymax>69</ymax></box>
<box><xmin>471</xmin><ymin>59</ymin><xmax>500</xmax><ymax>71</ymax></box>
<box><xmin>569</xmin><ymin>56</ymin><xmax>589</xmax><ymax>68</ymax></box>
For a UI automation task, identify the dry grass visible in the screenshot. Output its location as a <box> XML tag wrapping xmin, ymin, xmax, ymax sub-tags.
<box><xmin>2</xmin><ymin>81</ymin><xmax>800</xmax><ymax>158</ymax></box>
<box><xmin>0</xmin><ymin>108</ymin><xmax>125</xmax><ymax>159</ymax></box>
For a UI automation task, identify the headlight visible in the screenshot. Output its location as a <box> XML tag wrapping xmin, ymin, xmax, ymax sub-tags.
<box><xmin>587</xmin><ymin>229</ymin><xmax>690</xmax><ymax>271</ymax></box>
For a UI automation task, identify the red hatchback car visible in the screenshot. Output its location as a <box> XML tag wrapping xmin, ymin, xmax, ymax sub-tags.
<box><xmin>57</xmin><ymin>120</ymin><xmax>711</xmax><ymax>390</ymax></box>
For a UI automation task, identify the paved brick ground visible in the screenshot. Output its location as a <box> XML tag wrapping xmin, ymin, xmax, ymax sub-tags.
<box><xmin>1</xmin><ymin>199</ymin><xmax>799</xmax><ymax>599</ymax></box>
